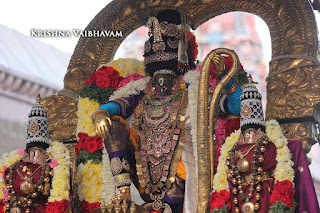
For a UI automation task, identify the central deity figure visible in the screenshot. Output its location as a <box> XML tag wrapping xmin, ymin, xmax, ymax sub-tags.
<box><xmin>93</xmin><ymin>9</ymin><xmax>242</xmax><ymax>213</ymax></box>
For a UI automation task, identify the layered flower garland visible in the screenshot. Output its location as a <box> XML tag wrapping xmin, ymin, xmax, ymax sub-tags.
<box><xmin>211</xmin><ymin>120</ymin><xmax>295</xmax><ymax>212</ymax></box>
<box><xmin>75</xmin><ymin>58</ymin><xmax>147</xmax><ymax>212</ymax></box>
<box><xmin>45</xmin><ymin>141</ymin><xmax>71</xmax><ymax>213</ymax></box>
<box><xmin>0</xmin><ymin>142</ymin><xmax>71</xmax><ymax>213</ymax></box>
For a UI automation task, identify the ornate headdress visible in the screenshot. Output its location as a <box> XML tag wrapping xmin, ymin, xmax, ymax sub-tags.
<box><xmin>144</xmin><ymin>10</ymin><xmax>198</xmax><ymax>76</ymax></box>
<box><xmin>26</xmin><ymin>94</ymin><xmax>50</xmax><ymax>151</ymax></box>
<box><xmin>240</xmin><ymin>76</ymin><xmax>265</xmax><ymax>132</ymax></box>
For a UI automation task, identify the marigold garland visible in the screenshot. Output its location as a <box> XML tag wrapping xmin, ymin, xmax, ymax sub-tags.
<box><xmin>76</xmin><ymin>98</ymin><xmax>100</xmax><ymax>136</ymax></box>
<box><xmin>75</xmin><ymin>161</ymin><xmax>103</xmax><ymax>204</ymax></box>
<box><xmin>212</xmin><ymin>120</ymin><xmax>295</xmax><ymax>211</ymax></box>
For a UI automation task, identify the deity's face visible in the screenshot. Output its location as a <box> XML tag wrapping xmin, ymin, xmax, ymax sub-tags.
<box><xmin>243</xmin><ymin>128</ymin><xmax>263</xmax><ymax>144</ymax></box>
<box><xmin>243</xmin><ymin>128</ymin><xmax>258</xmax><ymax>144</ymax></box>
<box><xmin>153</xmin><ymin>74</ymin><xmax>176</xmax><ymax>96</ymax></box>
<box><xmin>28</xmin><ymin>147</ymin><xmax>46</xmax><ymax>165</ymax></box>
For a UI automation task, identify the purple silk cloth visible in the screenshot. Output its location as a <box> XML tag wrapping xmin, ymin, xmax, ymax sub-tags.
<box><xmin>288</xmin><ymin>140</ymin><xmax>320</xmax><ymax>213</ymax></box>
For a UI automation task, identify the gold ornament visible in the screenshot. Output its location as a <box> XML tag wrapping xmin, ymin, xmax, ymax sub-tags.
<box><xmin>10</xmin><ymin>207</ymin><xmax>21</xmax><ymax>213</ymax></box>
<box><xmin>20</xmin><ymin>178</ymin><xmax>34</xmax><ymax>194</ymax></box>
<box><xmin>254</xmin><ymin>203</ymin><xmax>260</xmax><ymax>210</ymax></box>
<box><xmin>241</xmin><ymin>202</ymin><xmax>254</xmax><ymax>213</ymax></box>
<box><xmin>237</xmin><ymin>158</ymin><xmax>250</xmax><ymax>173</ymax></box>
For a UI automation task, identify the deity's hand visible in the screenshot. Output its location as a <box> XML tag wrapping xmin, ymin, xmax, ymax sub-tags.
<box><xmin>112</xmin><ymin>186</ymin><xmax>132</xmax><ymax>203</ymax></box>
<box><xmin>213</xmin><ymin>54</ymin><xmax>225</xmax><ymax>77</ymax></box>
<box><xmin>92</xmin><ymin>109</ymin><xmax>112</xmax><ymax>139</ymax></box>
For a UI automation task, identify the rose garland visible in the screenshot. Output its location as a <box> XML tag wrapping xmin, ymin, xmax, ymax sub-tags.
<box><xmin>211</xmin><ymin>120</ymin><xmax>295</xmax><ymax>212</ymax></box>
<box><xmin>45</xmin><ymin>141</ymin><xmax>71</xmax><ymax>213</ymax></box>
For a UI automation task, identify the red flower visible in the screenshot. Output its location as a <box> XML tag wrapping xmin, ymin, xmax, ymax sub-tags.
<box><xmin>84</xmin><ymin>72</ymin><xmax>96</xmax><ymax>86</ymax></box>
<box><xmin>84</xmin><ymin>136</ymin><xmax>103</xmax><ymax>153</ymax></box>
<box><xmin>46</xmin><ymin>200</ymin><xmax>69</xmax><ymax>213</ymax></box>
<box><xmin>76</xmin><ymin>133</ymin><xmax>89</xmax><ymax>155</ymax></box>
<box><xmin>0</xmin><ymin>200</ymin><xmax>5</xmax><ymax>213</ymax></box>
<box><xmin>226</xmin><ymin>118</ymin><xmax>240</xmax><ymax>138</ymax></box>
<box><xmin>78</xmin><ymin>133</ymin><xmax>88</xmax><ymax>143</ymax></box>
<box><xmin>210</xmin><ymin>190</ymin><xmax>231</xmax><ymax>211</ymax></box>
<box><xmin>274</xmin><ymin>180</ymin><xmax>293</xmax><ymax>194</ymax></box>
<box><xmin>270</xmin><ymin>191</ymin><xmax>281</xmax><ymax>204</ymax></box>
<box><xmin>95</xmin><ymin>136</ymin><xmax>104</xmax><ymax>150</ymax></box>
<box><xmin>95</xmin><ymin>70</ymin><xmax>111</xmax><ymax>88</ymax></box>
<box><xmin>84</xmin><ymin>66</ymin><xmax>121</xmax><ymax>89</ymax></box>
<box><xmin>224</xmin><ymin>56</ymin><xmax>244</xmax><ymax>72</ymax></box>
<box><xmin>281</xmin><ymin>188</ymin><xmax>295</xmax><ymax>208</ymax></box>
<box><xmin>271</xmin><ymin>180</ymin><xmax>295</xmax><ymax>208</ymax></box>
<box><xmin>188</xmin><ymin>32</ymin><xmax>198</xmax><ymax>63</ymax></box>
<box><xmin>85</xmin><ymin>137</ymin><xmax>98</xmax><ymax>153</ymax></box>
<box><xmin>88</xmin><ymin>202</ymin><xmax>100</xmax><ymax>212</ymax></box>
<box><xmin>80</xmin><ymin>200</ymin><xmax>89</xmax><ymax>213</ymax></box>
<box><xmin>286</xmin><ymin>188</ymin><xmax>296</xmax><ymax>201</ymax></box>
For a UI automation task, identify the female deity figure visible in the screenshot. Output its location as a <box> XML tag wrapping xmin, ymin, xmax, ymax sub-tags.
<box><xmin>92</xmin><ymin>10</ymin><xmax>243</xmax><ymax>213</ymax></box>
<box><xmin>211</xmin><ymin>77</ymin><xmax>298</xmax><ymax>213</ymax></box>
<box><xmin>3</xmin><ymin>95</ymin><xmax>53</xmax><ymax>213</ymax></box>
<box><xmin>1</xmin><ymin>96</ymin><xmax>71</xmax><ymax>213</ymax></box>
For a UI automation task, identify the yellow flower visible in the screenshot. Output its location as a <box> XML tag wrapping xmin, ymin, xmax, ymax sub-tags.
<box><xmin>93</xmin><ymin>169</ymin><xmax>102</xmax><ymax>177</ymax></box>
<box><xmin>53</xmin><ymin>181</ymin><xmax>62</xmax><ymax>189</ymax></box>
<box><xmin>180</xmin><ymin>83</ymin><xmax>186</xmax><ymax>90</ymax></box>
<box><xmin>105</xmin><ymin>58</ymin><xmax>146</xmax><ymax>77</ymax></box>
<box><xmin>79</xmin><ymin>98</ymin><xmax>90</xmax><ymax>108</ymax></box>
<box><xmin>89</xmin><ymin>162</ymin><xmax>102</xmax><ymax>169</ymax></box>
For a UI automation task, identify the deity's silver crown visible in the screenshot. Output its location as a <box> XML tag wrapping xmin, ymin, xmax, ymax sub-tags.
<box><xmin>26</xmin><ymin>95</ymin><xmax>50</xmax><ymax>150</ymax></box>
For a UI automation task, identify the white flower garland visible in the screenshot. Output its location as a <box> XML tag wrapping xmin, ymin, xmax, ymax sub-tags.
<box><xmin>101</xmin><ymin>147</ymin><xmax>115</xmax><ymax>204</ymax></box>
<box><xmin>109</xmin><ymin>77</ymin><xmax>151</xmax><ymax>101</ymax></box>
<box><xmin>46</xmin><ymin>141</ymin><xmax>71</xmax><ymax>202</ymax></box>
<box><xmin>213</xmin><ymin>120</ymin><xmax>295</xmax><ymax>192</ymax></box>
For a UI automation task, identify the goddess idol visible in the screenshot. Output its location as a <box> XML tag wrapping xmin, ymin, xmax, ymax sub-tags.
<box><xmin>0</xmin><ymin>96</ymin><xmax>71</xmax><ymax>213</ymax></box>
<box><xmin>211</xmin><ymin>77</ymin><xmax>320</xmax><ymax>213</ymax></box>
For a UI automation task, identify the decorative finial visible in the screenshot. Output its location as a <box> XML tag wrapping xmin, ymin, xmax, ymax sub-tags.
<box><xmin>147</xmin><ymin>17</ymin><xmax>165</xmax><ymax>52</ymax></box>
<box><xmin>248</xmin><ymin>75</ymin><xmax>253</xmax><ymax>84</ymax></box>
<box><xmin>36</xmin><ymin>94</ymin><xmax>42</xmax><ymax>104</ymax></box>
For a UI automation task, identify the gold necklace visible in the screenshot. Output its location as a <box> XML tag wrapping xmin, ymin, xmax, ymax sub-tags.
<box><xmin>16</xmin><ymin>164</ymin><xmax>42</xmax><ymax>194</ymax></box>
<box><xmin>235</xmin><ymin>144</ymin><xmax>256</xmax><ymax>173</ymax></box>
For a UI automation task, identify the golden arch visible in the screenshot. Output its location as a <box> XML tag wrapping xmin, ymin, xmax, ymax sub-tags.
<box><xmin>42</xmin><ymin>0</ymin><xmax>320</xmax><ymax>211</ymax></box>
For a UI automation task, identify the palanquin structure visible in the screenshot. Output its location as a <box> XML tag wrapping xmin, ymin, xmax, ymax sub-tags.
<box><xmin>3</xmin><ymin>0</ymin><xmax>320</xmax><ymax>213</ymax></box>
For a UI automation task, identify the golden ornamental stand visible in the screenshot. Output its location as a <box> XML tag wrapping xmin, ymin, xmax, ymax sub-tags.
<box><xmin>197</xmin><ymin>48</ymin><xmax>239</xmax><ymax>213</ymax></box>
